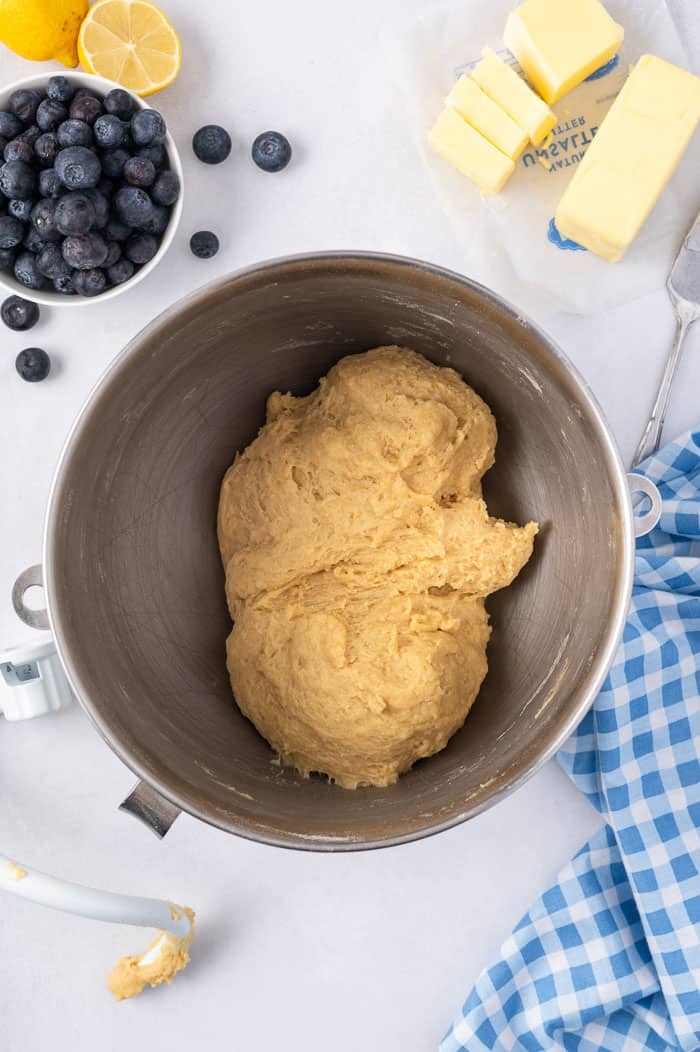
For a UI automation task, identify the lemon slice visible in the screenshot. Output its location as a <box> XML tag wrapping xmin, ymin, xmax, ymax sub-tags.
<box><xmin>78</xmin><ymin>0</ymin><xmax>181</xmax><ymax>96</ymax></box>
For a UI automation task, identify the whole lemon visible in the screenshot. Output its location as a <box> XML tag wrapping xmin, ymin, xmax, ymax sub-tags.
<box><xmin>0</xmin><ymin>0</ymin><xmax>89</xmax><ymax>67</ymax></box>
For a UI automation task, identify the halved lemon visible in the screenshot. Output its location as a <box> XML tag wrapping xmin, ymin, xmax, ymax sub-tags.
<box><xmin>78</xmin><ymin>0</ymin><xmax>181</xmax><ymax>96</ymax></box>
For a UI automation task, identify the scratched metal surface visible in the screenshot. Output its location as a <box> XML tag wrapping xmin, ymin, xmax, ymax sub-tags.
<box><xmin>42</xmin><ymin>253</ymin><xmax>634</xmax><ymax>849</ymax></box>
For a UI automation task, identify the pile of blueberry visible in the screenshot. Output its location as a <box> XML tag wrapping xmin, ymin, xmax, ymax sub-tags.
<box><xmin>0</xmin><ymin>76</ymin><xmax>179</xmax><ymax>297</ymax></box>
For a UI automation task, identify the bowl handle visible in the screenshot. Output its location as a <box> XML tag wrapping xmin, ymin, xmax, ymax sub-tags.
<box><xmin>119</xmin><ymin>781</ymin><xmax>181</xmax><ymax>839</ymax></box>
<box><xmin>627</xmin><ymin>473</ymin><xmax>662</xmax><ymax>538</ymax></box>
<box><xmin>12</xmin><ymin>564</ymin><xmax>50</xmax><ymax>631</ymax></box>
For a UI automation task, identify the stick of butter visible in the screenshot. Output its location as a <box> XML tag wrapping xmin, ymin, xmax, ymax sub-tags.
<box><xmin>428</xmin><ymin>107</ymin><xmax>515</xmax><ymax>194</ymax></box>
<box><xmin>446</xmin><ymin>75</ymin><xmax>528</xmax><ymax>161</ymax></box>
<box><xmin>472</xmin><ymin>48</ymin><xmax>556</xmax><ymax>146</ymax></box>
<box><xmin>504</xmin><ymin>0</ymin><xmax>623</xmax><ymax>104</ymax></box>
<box><xmin>555</xmin><ymin>55</ymin><xmax>700</xmax><ymax>262</ymax></box>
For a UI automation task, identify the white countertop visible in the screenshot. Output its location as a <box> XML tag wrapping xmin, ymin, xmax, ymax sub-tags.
<box><xmin>1</xmin><ymin>1</ymin><xmax>699</xmax><ymax>1048</ymax></box>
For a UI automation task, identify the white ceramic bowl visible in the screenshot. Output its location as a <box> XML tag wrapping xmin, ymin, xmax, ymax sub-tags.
<box><xmin>0</xmin><ymin>71</ymin><xmax>183</xmax><ymax>307</ymax></box>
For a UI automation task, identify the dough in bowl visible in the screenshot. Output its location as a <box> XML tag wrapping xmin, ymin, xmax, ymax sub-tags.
<box><xmin>218</xmin><ymin>347</ymin><xmax>537</xmax><ymax>788</ymax></box>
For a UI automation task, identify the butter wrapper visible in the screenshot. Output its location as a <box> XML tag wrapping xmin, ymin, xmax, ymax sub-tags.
<box><xmin>390</xmin><ymin>0</ymin><xmax>700</xmax><ymax>314</ymax></box>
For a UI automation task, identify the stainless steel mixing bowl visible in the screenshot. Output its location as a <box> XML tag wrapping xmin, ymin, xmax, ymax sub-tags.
<box><xmin>43</xmin><ymin>252</ymin><xmax>634</xmax><ymax>849</ymax></box>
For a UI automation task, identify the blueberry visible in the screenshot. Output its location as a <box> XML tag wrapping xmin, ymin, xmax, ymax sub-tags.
<box><xmin>31</xmin><ymin>199</ymin><xmax>61</xmax><ymax>242</ymax></box>
<box><xmin>62</xmin><ymin>231</ymin><xmax>108</xmax><ymax>269</ymax></box>
<box><xmin>190</xmin><ymin>230</ymin><xmax>219</xmax><ymax>258</ymax></box>
<box><xmin>83</xmin><ymin>188</ymin><xmax>109</xmax><ymax>228</ymax></box>
<box><xmin>123</xmin><ymin>155</ymin><xmax>155</xmax><ymax>187</ymax></box>
<box><xmin>47</xmin><ymin>76</ymin><xmax>74</xmax><ymax>104</ymax></box>
<box><xmin>151</xmin><ymin>169</ymin><xmax>180</xmax><ymax>206</ymax></box>
<box><xmin>53</xmin><ymin>272</ymin><xmax>75</xmax><ymax>295</ymax></box>
<box><xmin>0</xmin><ymin>246</ymin><xmax>16</xmax><ymax>271</ymax></box>
<box><xmin>100</xmin><ymin>147</ymin><xmax>129</xmax><ymax>178</ymax></box>
<box><xmin>192</xmin><ymin>124</ymin><xmax>231</xmax><ymax>164</ymax></box>
<box><xmin>131</xmin><ymin>109</ymin><xmax>166</xmax><ymax>146</ymax></box>
<box><xmin>16</xmin><ymin>347</ymin><xmax>50</xmax><ymax>382</ymax></box>
<box><xmin>14</xmin><ymin>251</ymin><xmax>46</xmax><ymax>290</ymax></box>
<box><xmin>34</xmin><ymin>132</ymin><xmax>59</xmax><ymax>167</ymax></box>
<box><xmin>1</xmin><ymin>295</ymin><xmax>39</xmax><ymax>331</ymax></box>
<box><xmin>124</xmin><ymin>233</ymin><xmax>157</xmax><ymax>264</ymax></box>
<box><xmin>37</xmin><ymin>242</ymin><xmax>71</xmax><ymax>279</ymax></box>
<box><xmin>0</xmin><ymin>160</ymin><xmax>35</xmax><ymax>199</ymax></box>
<box><xmin>23</xmin><ymin>226</ymin><xmax>46</xmax><ymax>254</ymax></box>
<box><xmin>104</xmin><ymin>217</ymin><xmax>131</xmax><ymax>242</ymax></box>
<box><xmin>114</xmin><ymin>185</ymin><xmax>153</xmax><ymax>227</ymax></box>
<box><xmin>9</xmin><ymin>89</ymin><xmax>42</xmax><ymax>124</ymax></box>
<box><xmin>137</xmin><ymin>143</ymin><xmax>165</xmax><ymax>169</ymax></box>
<box><xmin>252</xmin><ymin>131</ymin><xmax>291</xmax><ymax>172</ymax></box>
<box><xmin>57</xmin><ymin>119</ymin><xmax>93</xmax><ymax>148</ymax></box>
<box><xmin>36</xmin><ymin>99</ymin><xmax>67</xmax><ymax>133</ymax></box>
<box><xmin>94</xmin><ymin>114</ymin><xmax>127</xmax><ymax>149</ymax></box>
<box><xmin>8</xmin><ymin>198</ymin><xmax>33</xmax><ymax>222</ymax></box>
<box><xmin>0</xmin><ymin>111</ymin><xmax>23</xmax><ymax>139</ymax></box>
<box><xmin>97</xmin><ymin>176</ymin><xmax>114</xmax><ymax>196</ymax></box>
<box><xmin>103</xmin><ymin>241</ymin><xmax>121</xmax><ymax>268</ymax></box>
<box><xmin>55</xmin><ymin>193</ymin><xmax>96</xmax><ymax>235</ymax></box>
<box><xmin>55</xmin><ymin>146</ymin><xmax>101</xmax><ymax>189</ymax></box>
<box><xmin>69</xmin><ymin>94</ymin><xmax>103</xmax><ymax>125</ymax></box>
<box><xmin>0</xmin><ymin>135</ymin><xmax>7</xmax><ymax>158</ymax></box>
<box><xmin>4</xmin><ymin>139</ymin><xmax>34</xmax><ymax>164</ymax></box>
<box><xmin>104</xmin><ymin>88</ymin><xmax>136</xmax><ymax>120</ymax></box>
<box><xmin>0</xmin><ymin>215</ymin><xmax>25</xmax><ymax>248</ymax></box>
<box><xmin>17</xmin><ymin>125</ymin><xmax>41</xmax><ymax>147</ymax></box>
<box><xmin>38</xmin><ymin>169</ymin><xmax>60</xmax><ymax>198</ymax></box>
<box><xmin>107</xmin><ymin>257</ymin><xmax>134</xmax><ymax>285</ymax></box>
<box><xmin>73</xmin><ymin>267</ymin><xmax>106</xmax><ymax>296</ymax></box>
<box><xmin>139</xmin><ymin>203</ymin><xmax>168</xmax><ymax>235</ymax></box>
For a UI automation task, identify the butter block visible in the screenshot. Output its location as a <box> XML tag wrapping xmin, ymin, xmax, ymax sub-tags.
<box><xmin>504</xmin><ymin>0</ymin><xmax>623</xmax><ymax>104</ymax></box>
<box><xmin>428</xmin><ymin>107</ymin><xmax>515</xmax><ymax>194</ymax></box>
<box><xmin>446</xmin><ymin>75</ymin><xmax>528</xmax><ymax>160</ymax></box>
<box><xmin>555</xmin><ymin>55</ymin><xmax>700</xmax><ymax>261</ymax></box>
<box><xmin>472</xmin><ymin>48</ymin><xmax>556</xmax><ymax>146</ymax></box>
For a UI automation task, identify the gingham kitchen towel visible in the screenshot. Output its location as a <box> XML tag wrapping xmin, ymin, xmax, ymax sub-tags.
<box><xmin>443</xmin><ymin>430</ymin><xmax>700</xmax><ymax>1052</ymax></box>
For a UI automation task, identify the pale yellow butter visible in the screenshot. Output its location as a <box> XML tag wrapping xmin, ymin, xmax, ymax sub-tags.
<box><xmin>472</xmin><ymin>49</ymin><xmax>556</xmax><ymax>146</ymax></box>
<box><xmin>504</xmin><ymin>0</ymin><xmax>623</xmax><ymax>104</ymax></box>
<box><xmin>428</xmin><ymin>107</ymin><xmax>515</xmax><ymax>194</ymax></box>
<box><xmin>446</xmin><ymin>75</ymin><xmax>528</xmax><ymax>160</ymax></box>
<box><xmin>555</xmin><ymin>55</ymin><xmax>700</xmax><ymax>262</ymax></box>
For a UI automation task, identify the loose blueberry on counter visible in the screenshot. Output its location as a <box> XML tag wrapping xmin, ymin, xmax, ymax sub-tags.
<box><xmin>0</xmin><ymin>111</ymin><xmax>23</xmax><ymax>139</ymax></box>
<box><xmin>8</xmin><ymin>198</ymin><xmax>33</xmax><ymax>222</ymax></box>
<box><xmin>4</xmin><ymin>139</ymin><xmax>34</xmax><ymax>165</ymax></box>
<box><xmin>124</xmin><ymin>233</ymin><xmax>158</xmax><ymax>264</ymax></box>
<box><xmin>31</xmin><ymin>199</ymin><xmax>61</xmax><ymax>242</ymax></box>
<box><xmin>34</xmin><ymin>132</ymin><xmax>59</xmax><ymax>168</ymax></box>
<box><xmin>55</xmin><ymin>146</ymin><xmax>101</xmax><ymax>189</ymax></box>
<box><xmin>69</xmin><ymin>94</ymin><xmax>103</xmax><ymax>125</ymax></box>
<box><xmin>190</xmin><ymin>230</ymin><xmax>219</xmax><ymax>259</ymax></box>
<box><xmin>104</xmin><ymin>88</ymin><xmax>136</xmax><ymax>121</ymax></box>
<box><xmin>123</xmin><ymin>155</ymin><xmax>156</xmax><ymax>188</ymax></box>
<box><xmin>0</xmin><ymin>160</ymin><xmax>35</xmax><ymax>199</ymax></box>
<box><xmin>14</xmin><ymin>251</ymin><xmax>46</xmax><ymax>289</ymax></box>
<box><xmin>1</xmin><ymin>295</ymin><xmax>39</xmax><ymax>331</ymax></box>
<box><xmin>9</xmin><ymin>89</ymin><xmax>41</xmax><ymax>124</ymax></box>
<box><xmin>57</xmin><ymin>119</ymin><xmax>93</xmax><ymax>148</ymax></box>
<box><xmin>36</xmin><ymin>99</ymin><xmax>67</xmax><ymax>133</ymax></box>
<box><xmin>0</xmin><ymin>216</ymin><xmax>25</xmax><ymax>249</ymax></box>
<box><xmin>131</xmin><ymin>109</ymin><xmax>166</xmax><ymax>147</ymax></box>
<box><xmin>16</xmin><ymin>347</ymin><xmax>50</xmax><ymax>382</ymax></box>
<box><xmin>115</xmin><ymin>185</ymin><xmax>153</xmax><ymax>227</ymax></box>
<box><xmin>252</xmin><ymin>131</ymin><xmax>292</xmax><ymax>172</ymax></box>
<box><xmin>55</xmin><ymin>193</ymin><xmax>96</xmax><ymax>236</ymax></box>
<box><xmin>94</xmin><ymin>114</ymin><xmax>127</xmax><ymax>149</ymax></box>
<box><xmin>107</xmin><ymin>257</ymin><xmax>134</xmax><ymax>285</ymax></box>
<box><xmin>151</xmin><ymin>170</ymin><xmax>180</xmax><ymax>206</ymax></box>
<box><xmin>47</xmin><ymin>76</ymin><xmax>74</xmax><ymax>105</ymax></box>
<box><xmin>192</xmin><ymin>124</ymin><xmax>231</xmax><ymax>164</ymax></box>
<box><xmin>72</xmin><ymin>268</ymin><xmax>107</xmax><ymax>296</ymax></box>
<box><xmin>62</xmin><ymin>231</ymin><xmax>109</xmax><ymax>270</ymax></box>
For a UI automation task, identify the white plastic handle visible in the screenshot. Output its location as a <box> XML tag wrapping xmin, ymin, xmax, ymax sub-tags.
<box><xmin>0</xmin><ymin>854</ymin><xmax>190</xmax><ymax>938</ymax></box>
<box><xmin>627</xmin><ymin>473</ymin><xmax>663</xmax><ymax>539</ymax></box>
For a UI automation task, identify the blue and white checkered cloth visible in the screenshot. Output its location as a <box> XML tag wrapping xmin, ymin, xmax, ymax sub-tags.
<box><xmin>443</xmin><ymin>430</ymin><xmax>700</xmax><ymax>1052</ymax></box>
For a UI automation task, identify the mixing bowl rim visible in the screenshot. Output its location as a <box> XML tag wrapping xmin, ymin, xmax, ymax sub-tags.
<box><xmin>43</xmin><ymin>250</ymin><xmax>635</xmax><ymax>851</ymax></box>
